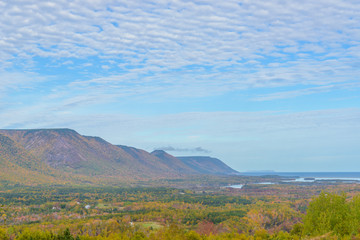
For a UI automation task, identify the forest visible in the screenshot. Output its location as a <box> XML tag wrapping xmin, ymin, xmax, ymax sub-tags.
<box><xmin>1</xmin><ymin>181</ymin><xmax>360</xmax><ymax>240</ymax></box>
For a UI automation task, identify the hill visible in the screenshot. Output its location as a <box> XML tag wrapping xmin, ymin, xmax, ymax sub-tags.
<box><xmin>150</xmin><ymin>150</ymin><xmax>197</xmax><ymax>174</ymax></box>
<box><xmin>176</xmin><ymin>156</ymin><xmax>239</xmax><ymax>175</ymax></box>
<box><xmin>0</xmin><ymin>129</ymin><xmax>238</xmax><ymax>185</ymax></box>
<box><xmin>0</xmin><ymin>133</ymin><xmax>59</xmax><ymax>185</ymax></box>
<box><xmin>0</xmin><ymin>129</ymin><xmax>175</xmax><ymax>179</ymax></box>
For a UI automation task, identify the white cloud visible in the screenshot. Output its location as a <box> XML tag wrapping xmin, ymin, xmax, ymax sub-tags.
<box><xmin>252</xmin><ymin>82</ymin><xmax>360</xmax><ymax>101</ymax></box>
<box><xmin>154</xmin><ymin>146</ymin><xmax>211</xmax><ymax>153</ymax></box>
<box><xmin>0</xmin><ymin>0</ymin><xmax>359</xmax><ymax>171</ymax></box>
<box><xmin>0</xmin><ymin>0</ymin><xmax>359</xmax><ymax>93</ymax></box>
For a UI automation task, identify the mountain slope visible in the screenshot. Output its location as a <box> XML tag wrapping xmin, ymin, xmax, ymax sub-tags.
<box><xmin>0</xmin><ymin>133</ymin><xmax>58</xmax><ymax>185</ymax></box>
<box><xmin>0</xmin><ymin>128</ymin><xmax>239</xmax><ymax>185</ymax></box>
<box><xmin>151</xmin><ymin>150</ymin><xmax>238</xmax><ymax>175</ymax></box>
<box><xmin>116</xmin><ymin>145</ymin><xmax>180</xmax><ymax>176</ymax></box>
<box><xmin>177</xmin><ymin>156</ymin><xmax>239</xmax><ymax>175</ymax></box>
<box><xmin>150</xmin><ymin>150</ymin><xmax>197</xmax><ymax>174</ymax></box>
<box><xmin>0</xmin><ymin>129</ymin><xmax>173</xmax><ymax>178</ymax></box>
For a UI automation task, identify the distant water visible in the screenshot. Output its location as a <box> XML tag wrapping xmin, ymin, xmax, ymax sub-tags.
<box><xmin>224</xmin><ymin>172</ymin><xmax>360</xmax><ymax>189</ymax></box>
<box><xmin>237</xmin><ymin>172</ymin><xmax>360</xmax><ymax>184</ymax></box>
<box><xmin>255</xmin><ymin>182</ymin><xmax>275</xmax><ymax>185</ymax></box>
<box><xmin>227</xmin><ymin>184</ymin><xmax>244</xmax><ymax>189</ymax></box>
<box><xmin>240</xmin><ymin>172</ymin><xmax>360</xmax><ymax>178</ymax></box>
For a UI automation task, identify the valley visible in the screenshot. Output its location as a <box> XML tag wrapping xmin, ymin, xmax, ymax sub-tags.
<box><xmin>1</xmin><ymin>182</ymin><xmax>360</xmax><ymax>239</ymax></box>
<box><xmin>1</xmin><ymin>128</ymin><xmax>360</xmax><ymax>239</ymax></box>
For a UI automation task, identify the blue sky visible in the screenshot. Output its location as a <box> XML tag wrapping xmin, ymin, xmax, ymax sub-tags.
<box><xmin>1</xmin><ymin>0</ymin><xmax>359</xmax><ymax>171</ymax></box>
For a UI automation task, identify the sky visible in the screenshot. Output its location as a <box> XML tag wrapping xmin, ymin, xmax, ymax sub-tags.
<box><xmin>0</xmin><ymin>0</ymin><xmax>359</xmax><ymax>172</ymax></box>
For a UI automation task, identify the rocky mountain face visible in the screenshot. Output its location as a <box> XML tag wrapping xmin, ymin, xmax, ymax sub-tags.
<box><xmin>0</xmin><ymin>129</ymin><xmax>238</xmax><ymax>185</ymax></box>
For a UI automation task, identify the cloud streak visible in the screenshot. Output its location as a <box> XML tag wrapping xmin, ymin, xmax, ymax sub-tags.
<box><xmin>154</xmin><ymin>146</ymin><xmax>211</xmax><ymax>154</ymax></box>
<box><xmin>252</xmin><ymin>82</ymin><xmax>360</xmax><ymax>101</ymax></box>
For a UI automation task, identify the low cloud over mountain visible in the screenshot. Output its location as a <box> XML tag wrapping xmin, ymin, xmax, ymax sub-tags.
<box><xmin>154</xmin><ymin>146</ymin><xmax>211</xmax><ymax>154</ymax></box>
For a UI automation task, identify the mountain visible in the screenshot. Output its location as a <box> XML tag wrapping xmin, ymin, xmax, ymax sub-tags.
<box><xmin>0</xmin><ymin>128</ymin><xmax>238</xmax><ymax>185</ymax></box>
<box><xmin>150</xmin><ymin>150</ymin><xmax>198</xmax><ymax>174</ymax></box>
<box><xmin>0</xmin><ymin>133</ymin><xmax>58</xmax><ymax>185</ymax></box>
<box><xmin>176</xmin><ymin>156</ymin><xmax>239</xmax><ymax>175</ymax></box>
<box><xmin>0</xmin><ymin>129</ymin><xmax>174</xmax><ymax>179</ymax></box>
<box><xmin>150</xmin><ymin>150</ymin><xmax>239</xmax><ymax>175</ymax></box>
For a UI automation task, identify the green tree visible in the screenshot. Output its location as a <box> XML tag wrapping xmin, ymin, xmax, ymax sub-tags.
<box><xmin>254</xmin><ymin>229</ymin><xmax>269</xmax><ymax>240</ymax></box>
<box><xmin>57</xmin><ymin>228</ymin><xmax>74</xmax><ymax>240</ymax></box>
<box><xmin>303</xmin><ymin>192</ymin><xmax>353</xmax><ymax>237</ymax></box>
<box><xmin>17</xmin><ymin>229</ymin><xmax>55</xmax><ymax>240</ymax></box>
<box><xmin>0</xmin><ymin>228</ymin><xmax>9</xmax><ymax>240</ymax></box>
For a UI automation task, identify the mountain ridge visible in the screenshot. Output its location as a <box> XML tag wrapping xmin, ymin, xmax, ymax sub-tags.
<box><xmin>0</xmin><ymin>128</ymin><xmax>239</xmax><ymax>186</ymax></box>
<box><xmin>177</xmin><ymin>156</ymin><xmax>239</xmax><ymax>175</ymax></box>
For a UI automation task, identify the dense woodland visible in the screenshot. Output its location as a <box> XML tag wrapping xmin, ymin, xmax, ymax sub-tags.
<box><xmin>1</xmin><ymin>182</ymin><xmax>360</xmax><ymax>240</ymax></box>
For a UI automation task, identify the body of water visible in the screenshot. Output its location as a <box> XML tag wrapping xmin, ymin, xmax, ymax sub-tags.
<box><xmin>226</xmin><ymin>172</ymin><xmax>360</xmax><ymax>188</ymax></box>
<box><xmin>240</xmin><ymin>172</ymin><xmax>360</xmax><ymax>178</ymax></box>
<box><xmin>226</xmin><ymin>184</ymin><xmax>244</xmax><ymax>189</ymax></box>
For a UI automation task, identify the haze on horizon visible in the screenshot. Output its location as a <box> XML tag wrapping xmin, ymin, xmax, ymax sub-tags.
<box><xmin>0</xmin><ymin>0</ymin><xmax>359</xmax><ymax>172</ymax></box>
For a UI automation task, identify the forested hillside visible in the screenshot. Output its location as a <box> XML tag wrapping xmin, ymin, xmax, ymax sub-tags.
<box><xmin>0</xmin><ymin>129</ymin><xmax>238</xmax><ymax>186</ymax></box>
<box><xmin>177</xmin><ymin>156</ymin><xmax>239</xmax><ymax>175</ymax></box>
<box><xmin>0</xmin><ymin>134</ymin><xmax>58</xmax><ymax>185</ymax></box>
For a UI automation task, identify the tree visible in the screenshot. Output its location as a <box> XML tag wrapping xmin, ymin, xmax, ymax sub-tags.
<box><xmin>0</xmin><ymin>228</ymin><xmax>9</xmax><ymax>240</ymax></box>
<box><xmin>57</xmin><ymin>228</ymin><xmax>74</xmax><ymax>240</ymax></box>
<box><xmin>303</xmin><ymin>192</ymin><xmax>353</xmax><ymax>237</ymax></box>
